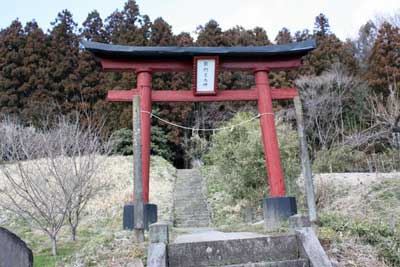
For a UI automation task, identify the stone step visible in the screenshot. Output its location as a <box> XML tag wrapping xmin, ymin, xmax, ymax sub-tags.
<box><xmin>174</xmin><ymin>169</ymin><xmax>210</xmax><ymax>227</ymax></box>
<box><xmin>174</xmin><ymin>209</ymin><xmax>209</xmax><ymax>214</ymax></box>
<box><xmin>175</xmin><ymin>216</ymin><xmax>210</xmax><ymax>222</ymax></box>
<box><xmin>207</xmin><ymin>259</ymin><xmax>309</xmax><ymax>267</ymax></box>
<box><xmin>174</xmin><ymin>200</ymin><xmax>207</xmax><ymax>205</ymax></box>
<box><xmin>175</xmin><ymin>211</ymin><xmax>208</xmax><ymax>215</ymax></box>
<box><xmin>168</xmin><ymin>234</ymin><xmax>300</xmax><ymax>267</ymax></box>
<box><xmin>174</xmin><ymin>200</ymin><xmax>207</xmax><ymax>206</ymax></box>
<box><xmin>175</xmin><ymin>217</ymin><xmax>210</xmax><ymax>222</ymax></box>
<box><xmin>175</xmin><ymin>197</ymin><xmax>207</xmax><ymax>201</ymax></box>
<box><xmin>174</xmin><ymin>210</ymin><xmax>209</xmax><ymax>215</ymax></box>
<box><xmin>174</xmin><ymin>193</ymin><xmax>207</xmax><ymax>198</ymax></box>
<box><xmin>176</xmin><ymin>223</ymin><xmax>210</xmax><ymax>228</ymax></box>
<box><xmin>174</xmin><ymin>191</ymin><xmax>205</xmax><ymax>197</ymax></box>
<box><xmin>175</xmin><ymin>185</ymin><xmax>203</xmax><ymax>190</ymax></box>
<box><xmin>175</xmin><ymin>217</ymin><xmax>210</xmax><ymax>224</ymax></box>
<box><xmin>175</xmin><ymin>211</ymin><xmax>209</xmax><ymax>217</ymax></box>
<box><xmin>175</xmin><ymin>187</ymin><xmax>205</xmax><ymax>192</ymax></box>
<box><xmin>175</xmin><ymin>222</ymin><xmax>210</xmax><ymax>228</ymax></box>
<box><xmin>175</xmin><ymin>184</ymin><xmax>203</xmax><ymax>190</ymax></box>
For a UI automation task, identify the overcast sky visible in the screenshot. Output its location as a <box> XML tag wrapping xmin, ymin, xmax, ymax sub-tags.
<box><xmin>1</xmin><ymin>0</ymin><xmax>399</xmax><ymax>41</ymax></box>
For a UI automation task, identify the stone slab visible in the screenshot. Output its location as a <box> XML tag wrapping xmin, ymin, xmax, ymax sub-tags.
<box><xmin>147</xmin><ymin>243</ymin><xmax>167</xmax><ymax>267</ymax></box>
<box><xmin>212</xmin><ymin>259</ymin><xmax>309</xmax><ymax>267</ymax></box>
<box><xmin>295</xmin><ymin>227</ymin><xmax>332</xmax><ymax>267</ymax></box>
<box><xmin>173</xmin><ymin>231</ymin><xmax>266</xmax><ymax>244</ymax></box>
<box><xmin>0</xmin><ymin>227</ymin><xmax>33</xmax><ymax>267</ymax></box>
<box><xmin>169</xmin><ymin>232</ymin><xmax>299</xmax><ymax>267</ymax></box>
<box><xmin>149</xmin><ymin>222</ymin><xmax>169</xmax><ymax>244</ymax></box>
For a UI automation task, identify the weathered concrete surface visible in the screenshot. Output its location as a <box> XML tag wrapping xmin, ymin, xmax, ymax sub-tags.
<box><xmin>212</xmin><ymin>259</ymin><xmax>309</xmax><ymax>267</ymax></box>
<box><xmin>147</xmin><ymin>243</ymin><xmax>167</xmax><ymax>267</ymax></box>
<box><xmin>149</xmin><ymin>222</ymin><xmax>169</xmax><ymax>244</ymax></box>
<box><xmin>127</xmin><ymin>258</ymin><xmax>144</xmax><ymax>267</ymax></box>
<box><xmin>169</xmin><ymin>232</ymin><xmax>299</xmax><ymax>267</ymax></box>
<box><xmin>296</xmin><ymin>227</ymin><xmax>332</xmax><ymax>267</ymax></box>
<box><xmin>174</xmin><ymin>230</ymin><xmax>266</xmax><ymax>243</ymax></box>
<box><xmin>289</xmin><ymin>215</ymin><xmax>311</xmax><ymax>229</ymax></box>
<box><xmin>0</xmin><ymin>227</ymin><xmax>33</xmax><ymax>267</ymax></box>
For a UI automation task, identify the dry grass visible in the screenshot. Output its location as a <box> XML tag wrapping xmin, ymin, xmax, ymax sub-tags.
<box><xmin>312</xmin><ymin>172</ymin><xmax>400</xmax><ymax>267</ymax></box>
<box><xmin>0</xmin><ymin>155</ymin><xmax>176</xmax><ymax>267</ymax></box>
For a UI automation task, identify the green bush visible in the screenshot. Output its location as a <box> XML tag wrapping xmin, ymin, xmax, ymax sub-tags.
<box><xmin>109</xmin><ymin>126</ymin><xmax>173</xmax><ymax>161</ymax></box>
<box><xmin>313</xmin><ymin>146</ymin><xmax>400</xmax><ymax>173</ymax></box>
<box><xmin>109</xmin><ymin>128</ymin><xmax>133</xmax><ymax>156</ymax></box>
<box><xmin>150</xmin><ymin>125</ymin><xmax>173</xmax><ymax>162</ymax></box>
<box><xmin>312</xmin><ymin>145</ymin><xmax>368</xmax><ymax>173</ymax></box>
<box><xmin>204</xmin><ymin>112</ymin><xmax>301</xmax><ymax>204</ymax></box>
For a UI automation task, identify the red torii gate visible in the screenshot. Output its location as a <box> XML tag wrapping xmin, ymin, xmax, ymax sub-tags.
<box><xmin>83</xmin><ymin>40</ymin><xmax>315</xmax><ymax>222</ymax></box>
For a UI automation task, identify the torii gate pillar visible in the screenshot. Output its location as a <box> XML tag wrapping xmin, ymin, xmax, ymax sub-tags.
<box><xmin>255</xmin><ymin>69</ymin><xmax>286</xmax><ymax>197</ymax></box>
<box><xmin>137</xmin><ymin>70</ymin><xmax>152</xmax><ymax>204</ymax></box>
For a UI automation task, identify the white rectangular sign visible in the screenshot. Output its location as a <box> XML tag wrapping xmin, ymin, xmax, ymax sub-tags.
<box><xmin>196</xmin><ymin>59</ymin><xmax>216</xmax><ymax>93</ymax></box>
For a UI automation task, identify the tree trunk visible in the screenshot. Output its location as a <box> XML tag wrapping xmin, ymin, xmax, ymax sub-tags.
<box><xmin>70</xmin><ymin>225</ymin><xmax>77</xmax><ymax>241</ymax></box>
<box><xmin>50</xmin><ymin>236</ymin><xmax>57</xmax><ymax>256</ymax></box>
<box><xmin>69</xmin><ymin>209</ymin><xmax>79</xmax><ymax>241</ymax></box>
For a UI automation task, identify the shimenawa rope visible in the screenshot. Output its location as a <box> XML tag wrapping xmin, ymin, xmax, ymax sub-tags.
<box><xmin>140</xmin><ymin>111</ymin><xmax>274</xmax><ymax>132</ymax></box>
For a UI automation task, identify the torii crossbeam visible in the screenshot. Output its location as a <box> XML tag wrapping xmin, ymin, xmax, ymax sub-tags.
<box><xmin>83</xmin><ymin>40</ymin><xmax>316</xmax><ymax>225</ymax></box>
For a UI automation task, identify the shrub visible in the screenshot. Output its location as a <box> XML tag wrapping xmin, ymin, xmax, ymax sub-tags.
<box><xmin>150</xmin><ymin>125</ymin><xmax>173</xmax><ymax>162</ymax></box>
<box><xmin>204</xmin><ymin>112</ymin><xmax>301</xmax><ymax>206</ymax></box>
<box><xmin>109</xmin><ymin>128</ymin><xmax>133</xmax><ymax>156</ymax></box>
<box><xmin>313</xmin><ymin>145</ymin><xmax>400</xmax><ymax>173</ymax></box>
<box><xmin>109</xmin><ymin>126</ymin><xmax>173</xmax><ymax>161</ymax></box>
<box><xmin>312</xmin><ymin>145</ymin><xmax>368</xmax><ymax>173</ymax></box>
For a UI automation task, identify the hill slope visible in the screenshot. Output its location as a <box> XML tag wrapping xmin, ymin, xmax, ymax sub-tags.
<box><xmin>0</xmin><ymin>155</ymin><xmax>176</xmax><ymax>267</ymax></box>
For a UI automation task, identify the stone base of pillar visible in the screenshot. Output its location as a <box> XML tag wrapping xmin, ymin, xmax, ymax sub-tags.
<box><xmin>263</xmin><ymin>197</ymin><xmax>297</xmax><ymax>230</ymax></box>
<box><xmin>123</xmin><ymin>203</ymin><xmax>158</xmax><ymax>231</ymax></box>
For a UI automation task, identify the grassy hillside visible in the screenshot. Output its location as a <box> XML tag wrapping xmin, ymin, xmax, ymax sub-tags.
<box><xmin>314</xmin><ymin>173</ymin><xmax>400</xmax><ymax>267</ymax></box>
<box><xmin>204</xmin><ymin>169</ymin><xmax>400</xmax><ymax>267</ymax></box>
<box><xmin>0</xmin><ymin>155</ymin><xmax>176</xmax><ymax>267</ymax></box>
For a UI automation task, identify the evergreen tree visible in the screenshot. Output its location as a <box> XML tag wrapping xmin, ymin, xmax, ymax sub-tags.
<box><xmin>366</xmin><ymin>22</ymin><xmax>400</xmax><ymax>93</ymax></box>
<box><xmin>253</xmin><ymin>27</ymin><xmax>271</xmax><ymax>45</ymax></box>
<box><xmin>270</xmin><ymin>28</ymin><xmax>293</xmax><ymax>88</ymax></box>
<box><xmin>353</xmin><ymin>21</ymin><xmax>377</xmax><ymax>69</ymax></box>
<box><xmin>294</xmin><ymin>29</ymin><xmax>312</xmax><ymax>42</ymax></box>
<box><xmin>314</xmin><ymin>13</ymin><xmax>331</xmax><ymax>37</ymax></box>
<box><xmin>47</xmin><ymin>10</ymin><xmax>80</xmax><ymax>113</ymax></box>
<box><xmin>301</xmin><ymin>14</ymin><xmax>358</xmax><ymax>75</ymax></box>
<box><xmin>102</xmin><ymin>1</ymin><xmax>153</xmax><ymax>131</ymax></box>
<box><xmin>150</xmin><ymin>17</ymin><xmax>174</xmax><ymax>46</ymax></box>
<box><xmin>105</xmin><ymin>0</ymin><xmax>150</xmax><ymax>45</ymax></box>
<box><xmin>301</xmin><ymin>34</ymin><xmax>358</xmax><ymax>75</ymax></box>
<box><xmin>275</xmin><ymin>27</ymin><xmax>292</xmax><ymax>44</ymax></box>
<box><xmin>19</xmin><ymin>21</ymin><xmax>53</xmax><ymax>123</ymax></box>
<box><xmin>222</xmin><ymin>26</ymin><xmax>270</xmax><ymax>46</ymax></box>
<box><xmin>78</xmin><ymin>11</ymin><xmax>108</xmax><ymax>121</ymax></box>
<box><xmin>196</xmin><ymin>20</ymin><xmax>226</xmax><ymax>46</ymax></box>
<box><xmin>0</xmin><ymin>20</ymin><xmax>26</xmax><ymax>115</ymax></box>
<box><xmin>81</xmin><ymin>10</ymin><xmax>109</xmax><ymax>42</ymax></box>
<box><xmin>176</xmin><ymin>32</ymin><xmax>193</xmax><ymax>46</ymax></box>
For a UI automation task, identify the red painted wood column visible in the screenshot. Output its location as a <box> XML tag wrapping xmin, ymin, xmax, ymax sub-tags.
<box><xmin>137</xmin><ymin>70</ymin><xmax>152</xmax><ymax>203</ymax></box>
<box><xmin>255</xmin><ymin>69</ymin><xmax>286</xmax><ymax>197</ymax></box>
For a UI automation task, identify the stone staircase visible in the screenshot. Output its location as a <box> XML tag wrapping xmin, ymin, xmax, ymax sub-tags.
<box><xmin>168</xmin><ymin>231</ymin><xmax>310</xmax><ymax>267</ymax></box>
<box><xmin>173</xmin><ymin>169</ymin><xmax>211</xmax><ymax>227</ymax></box>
